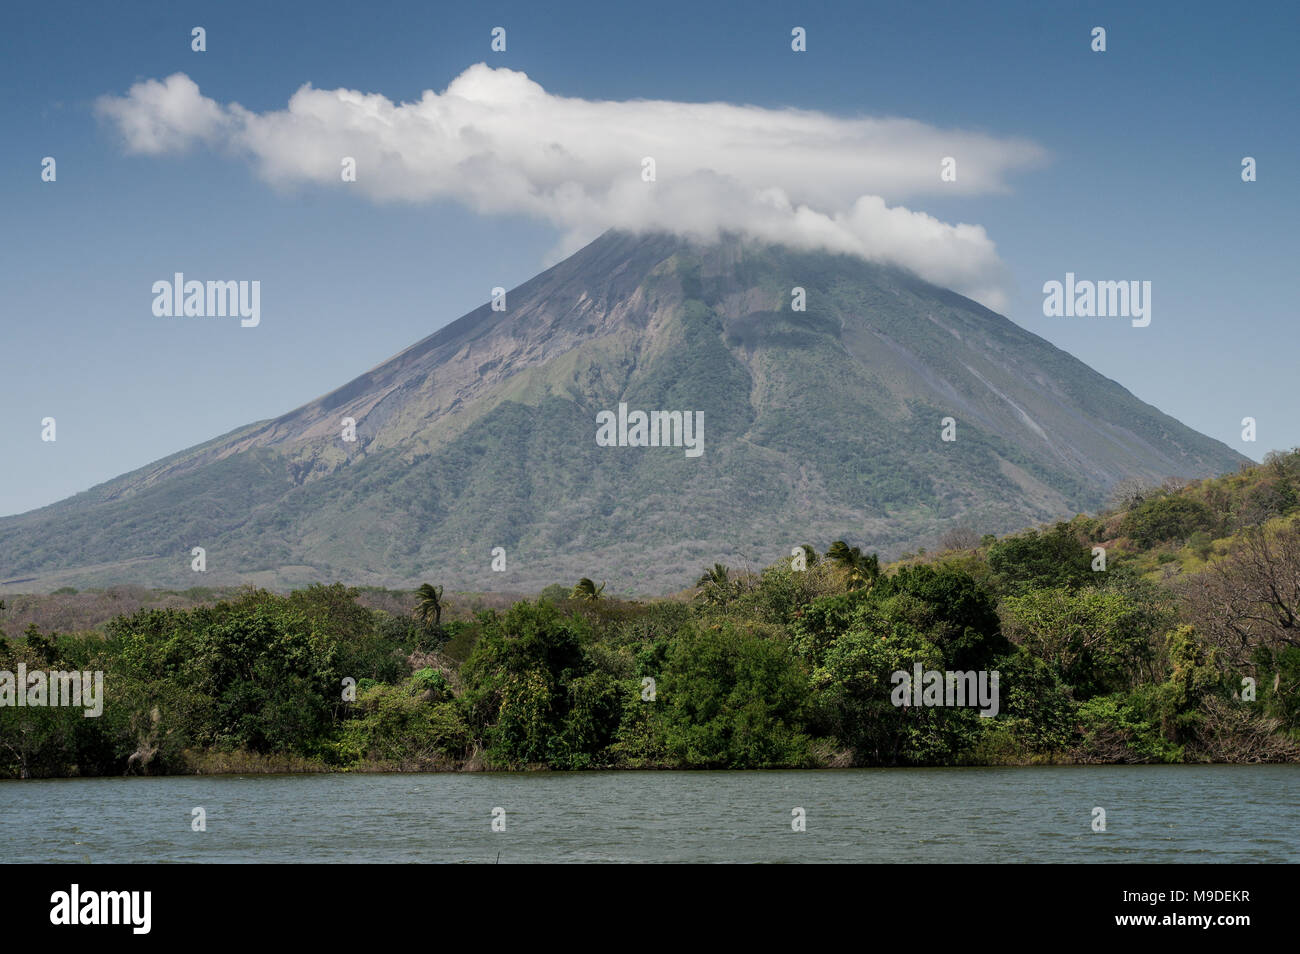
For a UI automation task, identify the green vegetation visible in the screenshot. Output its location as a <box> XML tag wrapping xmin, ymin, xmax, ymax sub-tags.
<box><xmin>3</xmin><ymin>451</ymin><xmax>1300</xmax><ymax>778</ymax></box>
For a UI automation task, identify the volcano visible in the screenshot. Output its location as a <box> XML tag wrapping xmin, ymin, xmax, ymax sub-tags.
<box><xmin>0</xmin><ymin>230</ymin><xmax>1246</xmax><ymax>594</ymax></box>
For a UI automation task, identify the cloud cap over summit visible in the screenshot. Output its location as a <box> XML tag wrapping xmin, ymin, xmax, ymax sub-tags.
<box><xmin>97</xmin><ymin>65</ymin><xmax>1046</xmax><ymax>310</ymax></box>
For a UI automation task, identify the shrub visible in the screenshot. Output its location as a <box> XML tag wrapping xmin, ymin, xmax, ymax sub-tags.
<box><xmin>660</xmin><ymin>622</ymin><xmax>812</xmax><ymax>768</ymax></box>
<box><xmin>988</xmin><ymin>523</ymin><xmax>1095</xmax><ymax>595</ymax></box>
<box><xmin>1000</xmin><ymin>586</ymin><xmax>1156</xmax><ymax>700</ymax></box>
<box><xmin>1075</xmin><ymin>691</ymin><xmax>1183</xmax><ymax>763</ymax></box>
<box><xmin>1122</xmin><ymin>494</ymin><xmax>1214</xmax><ymax>548</ymax></box>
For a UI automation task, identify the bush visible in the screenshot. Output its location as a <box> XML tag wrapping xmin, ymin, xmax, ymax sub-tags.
<box><xmin>870</xmin><ymin>564</ymin><xmax>1008</xmax><ymax>671</ymax></box>
<box><xmin>988</xmin><ymin>523</ymin><xmax>1095</xmax><ymax>595</ymax></box>
<box><xmin>1187</xmin><ymin>530</ymin><xmax>1214</xmax><ymax>560</ymax></box>
<box><xmin>1000</xmin><ymin>586</ymin><xmax>1156</xmax><ymax>700</ymax></box>
<box><xmin>1075</xmin><ymin>691</ymin><xmax>1183</xmax><ymax>763</ymax></box>
<box><xmin>537</xmin><ymin>584</ymin><xmax>570</xmax><ymax>603</ymax></box>
<box><xmin>1122</xmin><ymin>494</ymin><xmax>1215</xmax><ymax>548</ymax></box>
<box><xmin>994</xmin><ymin>650</ymin><xmax>1078</xmax><ymax>753</ymax></box>
<box><xmin>410</xmin><ymin>667</ymin><xmax>451</xmax><ymax>700</ymax></box>
<box><xmin>660</xmin><ymin>622</ymin><xmax>812</xmax><ymax>768</ymax></box>
<box><xmin>335</xmin><ymin>685</ymin><xmax>469</xmax><ymax>766</ymax></box>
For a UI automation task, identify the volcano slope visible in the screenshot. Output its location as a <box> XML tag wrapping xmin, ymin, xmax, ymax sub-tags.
<box><xmin>0</xmin><ymin>230</ymin><xmax>1246</xmax><ymax>594</ymax></box>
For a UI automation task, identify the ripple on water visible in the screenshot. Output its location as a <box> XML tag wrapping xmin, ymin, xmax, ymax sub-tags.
<box><xmin>1</xmin><ymin>765</ymin><xmax>1297</xmax><ymax>863</ymax></box>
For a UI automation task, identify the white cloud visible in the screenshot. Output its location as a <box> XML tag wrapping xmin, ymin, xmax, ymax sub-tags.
<box><xmin>97</xmin><ymin>65</ymin><xmax>1045</xmax><ymax>310</ymax></box>
<box><xmin>96</xmin><ymin>73</ymin><xmax>232</xmax><ymax>154</ymax></box>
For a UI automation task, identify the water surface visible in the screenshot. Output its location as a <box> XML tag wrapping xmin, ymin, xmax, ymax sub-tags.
<box><xmin>1</xmin><ymin>766</ymin><xmax>1294</xmax><ymax>863</ymax></box>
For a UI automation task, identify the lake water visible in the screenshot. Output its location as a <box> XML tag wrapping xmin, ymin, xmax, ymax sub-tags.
<box><xmin>1</xmin><ymin>766</ymin><xmax>1295</xmax><ymax>863</ymax></box>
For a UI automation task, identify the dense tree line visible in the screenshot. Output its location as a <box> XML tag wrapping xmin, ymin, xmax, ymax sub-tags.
<box><xmin>3</xmin><ymin>452</ymin><xmax>1300</xmax><ymax>778</ymax></box>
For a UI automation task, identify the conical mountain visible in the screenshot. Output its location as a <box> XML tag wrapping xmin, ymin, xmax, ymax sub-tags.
<box><xmin>0</xmin><ymin>230</ymin><xmax>1246</xmax><ymax>593</ymax></box>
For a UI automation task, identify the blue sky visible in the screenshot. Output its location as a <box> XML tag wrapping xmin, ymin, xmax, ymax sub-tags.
<box><xmin>2</xmin><ymin>0</ymin><xmax>1297</xmax><ymax>516</ymax></box>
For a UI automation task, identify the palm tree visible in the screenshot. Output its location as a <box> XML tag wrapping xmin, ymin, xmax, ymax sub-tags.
<box><xmin>571</xmin><ymin>578</ymin><xmax>606</xmax><ymax>602</ymax></box>
<box><xmin>695</xmin><ymin>563</ymin><xmax>732</xmax><ymax>606</ymax></box>
<box><xmin>414</xmin><ymin>583</ymin><xmax>444</xmax><ymax>628</ymax></box>
<box><xmin>826</xmin><ymin>540</ymin><xmax>880</xmax><ymax>590</ymax></box>
<box><xmin>798</xmin><ymin>544</ymin><xmax>819</xmax><ymax>567</ymax></box>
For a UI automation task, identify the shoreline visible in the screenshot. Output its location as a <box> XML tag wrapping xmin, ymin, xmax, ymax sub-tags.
<box><xmin>6</xmin><ymin>755</ymin><xmax>1298</xmax><ymax>781</ymax></box>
